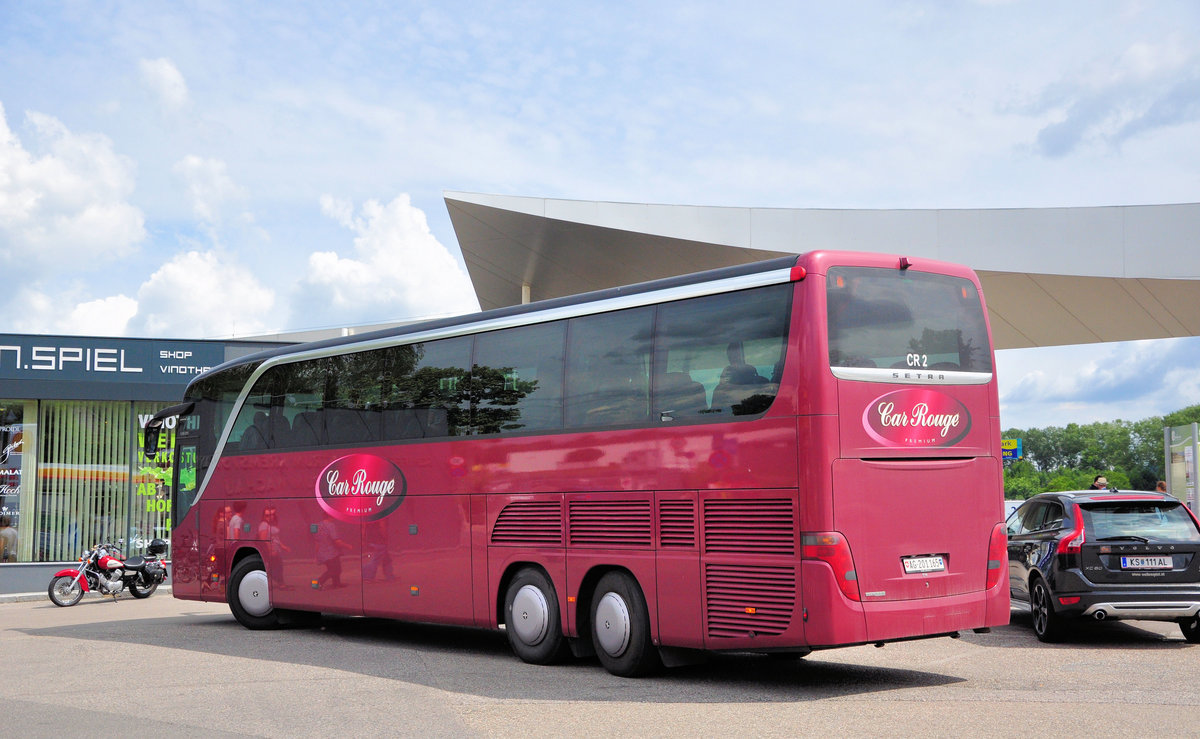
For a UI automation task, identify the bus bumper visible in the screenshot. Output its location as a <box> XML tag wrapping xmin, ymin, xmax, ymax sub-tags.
<box><xmin>802</xmin><ymin>561</ymin><xmax>1010</xmax><ymax>646</ymax></box>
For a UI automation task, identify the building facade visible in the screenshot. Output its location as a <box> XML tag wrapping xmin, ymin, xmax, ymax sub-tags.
<box><xmin>0</xmin><ymin>334</ymin><xmax>279</xmax><ymax>567</ymax></box>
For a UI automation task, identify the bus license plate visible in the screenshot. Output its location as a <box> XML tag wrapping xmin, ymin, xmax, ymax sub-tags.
<box><xmin>902</xmin><ymin>556</ymin><xmax>946</xmax><ymax>574</ymax></box>
<box><xmin>1120</xmin><ymin>556</ymin><xmax>1173</xmax><ymax>570</ymax></box>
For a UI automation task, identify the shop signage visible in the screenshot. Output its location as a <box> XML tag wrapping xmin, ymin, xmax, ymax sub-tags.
<box><xmin>0</xmin><ymin>335</ymin><xmax>225</xmax><ymax>385</ymax></box>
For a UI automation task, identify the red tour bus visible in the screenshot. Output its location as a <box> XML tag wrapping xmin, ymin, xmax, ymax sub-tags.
<box><xmin>146</xmin><ymin>250</ymin><xmax>1009</xmax><ymax>676</ymax></box>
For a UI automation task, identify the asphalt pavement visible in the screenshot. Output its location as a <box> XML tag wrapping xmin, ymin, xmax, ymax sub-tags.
<box><xmin>3</xmin><ymin>593</ymin><xmax>1197</xmax><ymax>737</ymax></box>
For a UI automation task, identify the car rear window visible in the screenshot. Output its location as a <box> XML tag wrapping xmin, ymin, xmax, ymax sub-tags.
<box><xmin>1080</xmin><ymin>502</ymin><xmax>1200</xmax><ymax>542</ymax></box>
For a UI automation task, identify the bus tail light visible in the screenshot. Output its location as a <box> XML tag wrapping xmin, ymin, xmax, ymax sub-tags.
<box><xmin>802</xmin><ymin>532</ymin><xmax>860</xmax><ymax>602</ymax></box>
<box><xmin>986</xmin><ymin>523</ymin><xmax>1007</xmax><ymax>590</ymax></box>
<box><xmin>1056</xmin><ymin>507</ymin><xmax>1085</xmax><ymax>555</ymax></box>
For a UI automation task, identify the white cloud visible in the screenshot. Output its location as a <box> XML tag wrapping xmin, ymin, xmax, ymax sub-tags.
<box><xmin>997</xmin><ymin>337</ymin><xmax>1200</xmax><ymax>429</ymax></box>
<box><xmin>131</xmin><ymin>250</ymin><xmax>276</xmax><ymax>338</ymax></box>
<box><xmin>173</xmin><ymin>155</ymin><xmax>245</xmax><ymax>225</ymax></box>
<box><xmin>139</xmin><ymin>57</ymin><xmax>190</xmax><ymax>110</ymax></box>
<box><xmin>295</xmin><ymin>194</ymin><xmax>478</xmax><ymax>327</ymax></box>
<box><xmin>65</xmin><ymin>295</ymin><xmax>139</xmax><ymax>335</ymax></box>
<box><xmin>0</xmin><ymin>103</ymin><xmax>145</xmax><ymax>270</ymax></box>
<box><xmin>10</xmin><ymin>287</ymin><xmax>137</xmax><ymax>336</ymax></box>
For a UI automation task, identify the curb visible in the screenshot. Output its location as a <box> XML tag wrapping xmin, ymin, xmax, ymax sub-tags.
<box><xmin>1</xmin><ymin>585</ymin><xmax>173</xmax><ymax>605</ymax></box>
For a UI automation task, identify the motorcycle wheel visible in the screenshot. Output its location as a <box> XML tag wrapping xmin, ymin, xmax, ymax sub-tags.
<box><xmin>128</xmin><ymin>580</ymin><xmax>158</xmax><ymax>599</ymax></box>
<box><xmin>48</xmin><ymin>575</ymin><xmax>84</xmax><ymax>607</ymax></box>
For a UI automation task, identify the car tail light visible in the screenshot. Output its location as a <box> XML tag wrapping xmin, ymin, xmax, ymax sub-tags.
<box><xmin>1058</xmin><ymin>596</ymin><xmax>1081</xmax><ymax>605</ymax></box>
<box><xmin>802</xmin><ymin>531</ymin><xmax>860</xmax><ymax>602</ymax></box>
<box><xmin>986</xmin><ymin>523</ymin><xmax>1007</xmax><ymax>589</ymax></box>
<box><xmin>1057</xmin><ymin>506</ymin><xmax>1086</xmax><ymax>555</ymax></box>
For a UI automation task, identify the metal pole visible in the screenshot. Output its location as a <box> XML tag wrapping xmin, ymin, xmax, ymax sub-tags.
<box><xmin>1164</xmin><ymin>425</ymin><xmax>1172</xmax><ymax>499</ymax></box>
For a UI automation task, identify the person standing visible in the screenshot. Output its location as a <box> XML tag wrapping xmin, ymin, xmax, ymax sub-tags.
<box><xmin>314</xmin><ymin>512</ymin><xmax>350</xmax><ymax>589</ymax></box>
<box><xmin>0</xmin><ymin>515</ymin><xmax>17</xmax><ymax>562</ymax></box>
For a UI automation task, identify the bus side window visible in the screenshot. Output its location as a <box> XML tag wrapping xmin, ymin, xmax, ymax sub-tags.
<box><xmin>382</xmin><ymin>337</ymin><xmax>472</xmax><ymax>439</ymax></box>
<box><xmin>472</xmin><ymin>322</ymin><xmax>565</xmax><ymax>435</ymax></box>
<box><xmin>325</xmin><ymin>350</ymin><xmax>386</xmax><ymax>446</ymax></box>
<box><xmin>565</xmin><ymin>307</ymin><xmax>652</xmax><ymax>429</ymax></box>
<box><xmin>228</xmin><ymin>371</ymin><xmax>276</xmax><ymax>452</ymax></box>
<box><xmin>654</xmin><ymin>284</ymin><xmax>791</xmax><ymax>419</ymax></box>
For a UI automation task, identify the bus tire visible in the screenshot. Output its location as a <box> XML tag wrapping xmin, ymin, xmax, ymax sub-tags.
<box><xmin>228</xmin><ymin>555</ymin><xmax>281</xmax><ymax>630</ymax></box>
<box><xmin>590</xmin><ymin>572</ymin><xmax>661</xmax><ymax>677</ymax></box>
<box><xmin>504</xmin><ymin>568</ymin><xmax>567</xmax><ymax>665</ymax></box>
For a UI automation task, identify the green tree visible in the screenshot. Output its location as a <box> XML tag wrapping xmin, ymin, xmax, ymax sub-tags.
<box><xmin>1163</xmin><ymin>404</ymin><xmax>1200</xmax><ymax>428</ymax></box>
<box><xmin>999</xmin><ymin>402</ymin><xmax>1200</xmax><ymax>495</ymax></box>
<box><xmin>1002</xmin><ymin>459</ymin><xmax>1044</xmax><ymax>499</ymax></box>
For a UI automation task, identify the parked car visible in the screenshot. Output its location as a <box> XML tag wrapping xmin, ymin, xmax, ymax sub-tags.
<box><xmin>1006</xmin><ymin>490</ymin><xmax>1200</xmax><ymax>643</ymax></box>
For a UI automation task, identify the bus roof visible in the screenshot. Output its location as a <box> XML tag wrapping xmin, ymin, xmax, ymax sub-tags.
<box><xmin>197</xmin><ymin>254</ymin><xmax>803</xmax><ymax>381</ymax></box>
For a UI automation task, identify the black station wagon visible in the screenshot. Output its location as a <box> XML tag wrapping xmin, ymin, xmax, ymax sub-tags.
<box><xmin>1006</xmin><ymin>490</ymin><xmax>1200</xmax><ymax>643</ymax></box>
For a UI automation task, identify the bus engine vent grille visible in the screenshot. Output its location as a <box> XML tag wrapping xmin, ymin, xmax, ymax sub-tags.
<box><xmin>658</xmin><ymin>499</ymin><xmax>696</xmax><ymax>548</ymax></box>
<box><xmin>702</xmin><ymin>498</ymin><xmax>795</xmax><ymax>555</ymax></box>
<box><xmin>705</xmin><ymin>563</ymin><xmax>795</xmax><ymax>638</ymax></box>
<box><xmin>491</xmin><ymin>501</ymin><xmax>563</xmax><ymax>546</ymax></box>
<box><xmin>568</xmin><ymin>500</ymin><xmax>652</xmax><ymax>548</ymax></box>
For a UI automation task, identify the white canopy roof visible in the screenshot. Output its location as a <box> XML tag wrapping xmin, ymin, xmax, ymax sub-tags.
<box><xmin>446</xmin><ymin>191</ymin><xmax>1200</xmax><ymax>350</ymax></box>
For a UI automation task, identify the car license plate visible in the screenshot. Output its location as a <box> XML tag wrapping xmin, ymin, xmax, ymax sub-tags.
<box><xmin>902</xmin><ymin>556</ymin><xmax>946</xmax><ymax>574</ymax></box>
<box><xmin>1120</xmin><ymin>555</ymin><xmax>1173</xmax><ymax>570</ymax></box>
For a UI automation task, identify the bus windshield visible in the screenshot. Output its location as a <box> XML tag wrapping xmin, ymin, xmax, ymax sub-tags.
<box><xmin>826</xmin><ymin>266</ymin><xmax>992</xmax><ymax>373</ymax></box>
<box><xmin>175</xmin><ymin>361</ymin><xmax>259</xmax><ymax>514</ymax></box>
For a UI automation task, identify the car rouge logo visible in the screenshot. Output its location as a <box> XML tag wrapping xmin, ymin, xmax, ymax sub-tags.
<box><xmin>863</xmin><ymin>389</ymin><xmax>971</xmax><ymax>447</ymax></box>
<box><xmin>315</xmin><ymin>454</ymin><xmax>407</xmax><ymax>522</ymax></box>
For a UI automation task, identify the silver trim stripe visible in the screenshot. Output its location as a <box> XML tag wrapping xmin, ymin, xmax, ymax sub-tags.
<box><xmin>831</xmin><ymin>367</ymin><xmax>993</xmax><ymax>386</ymax></box>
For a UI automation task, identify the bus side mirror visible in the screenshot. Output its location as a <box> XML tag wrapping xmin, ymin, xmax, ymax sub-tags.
<box><xmin>143</xmin><ymin>401</ymin><xmax>195</xmax><ymax>456</ymax></box>
<box><xmin>143</xmin><ymin>424</ymin><xmax>162</xmax><ymax>456</ymax></box>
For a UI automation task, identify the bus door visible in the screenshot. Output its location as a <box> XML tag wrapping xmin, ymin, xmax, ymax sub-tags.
<box><xmin>271</xmin><ymin>493</ymin><xmax>364</xmax><ymax>615</ymax></box>
<box><xmin>361</xmin><ymin>493</ymin><xmax>474</xmax><ymax>625</ymax></box>
<box><xmin>196</xmin><ymin>498</ymin><xmax>230</xmax><ymax>601</ymax></box>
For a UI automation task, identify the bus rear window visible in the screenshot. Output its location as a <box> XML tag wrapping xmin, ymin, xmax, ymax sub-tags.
<box><xmin>826</xmin><ymin>267</ymin><xmax>992</xmax><ymax>374</ymax></box>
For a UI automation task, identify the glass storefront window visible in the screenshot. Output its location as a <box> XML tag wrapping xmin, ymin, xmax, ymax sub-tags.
<box><xmin>133</xmin><ymin>401</ymin><xmax>175</xmax><ymax>550</ymax></box>
<box><xmin>0</xmin><ymin>400</ymin><xmax>36</xmax><ymax>562</ymax></box>
<box><xmin>8</xmin><ymin>400</ymin><xmax>177</xmax><ymax>563</ymax></box>
<box><xmin>33</xmin><ymin>401</ymin><xmax>131</xmax><ymax>561</ymax></box>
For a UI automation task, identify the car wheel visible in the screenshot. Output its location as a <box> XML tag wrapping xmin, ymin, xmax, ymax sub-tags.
<box><xmin>1030</xmin><ymin>578</ymin><xmax>1065</xmax><ymax>643</ymax></box>
<box><xmin>1181</xmin><ymin>616</ymin><xmax>1200</xmax><ymax>644</ymax></box>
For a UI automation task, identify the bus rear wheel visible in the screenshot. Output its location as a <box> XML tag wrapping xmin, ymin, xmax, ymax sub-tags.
<box><xmin>590</xmin><ymin>572</ymin><xmax>661</xmax><ymax>677</ymax></box>
<box><xmin>228</xmin><ymin>555</ymin><xmax>281</xmax><ymax>630</ymax></box>
<box><xmin>504</xmin><ymin>568</ymin><xmax>567</xmax><ymax>664</ymax></box>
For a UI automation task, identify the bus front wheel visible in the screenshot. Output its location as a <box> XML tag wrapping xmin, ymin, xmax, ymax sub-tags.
<box><xmin>228</xmin><ymin>555</ymin><xmax>281</xmax><ymax>630</ymax></box>
<box><xmin>504</xmin><ymin>568</ymin><xmax>567</xmax><ymax>664</ymax></box>
<box><xmin>590</xmin><ymin>572</ymin><xmax>661</xmax><ymax>677</ymax></box>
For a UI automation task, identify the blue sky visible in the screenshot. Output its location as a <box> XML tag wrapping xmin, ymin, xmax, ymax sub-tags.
<box><xmin>2</xmin><ymin>1</ymin><xmax>1200</xmax><ymax>430</ymax></box>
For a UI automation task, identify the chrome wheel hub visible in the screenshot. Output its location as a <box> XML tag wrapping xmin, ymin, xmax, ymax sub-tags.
<box><xmin>511</xmin><ymin>584</ymin><xmax>550</xmax><ymax>646</ymax></box>
<box><xmin>238</xmin><ymin>570</ymin><xmax>272</xmax><ymax>617</ymax></box>
<box><xmin>594</xmin><ymin>592</ymin><xmax>631</xmax><ymax>657</ymax></box>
